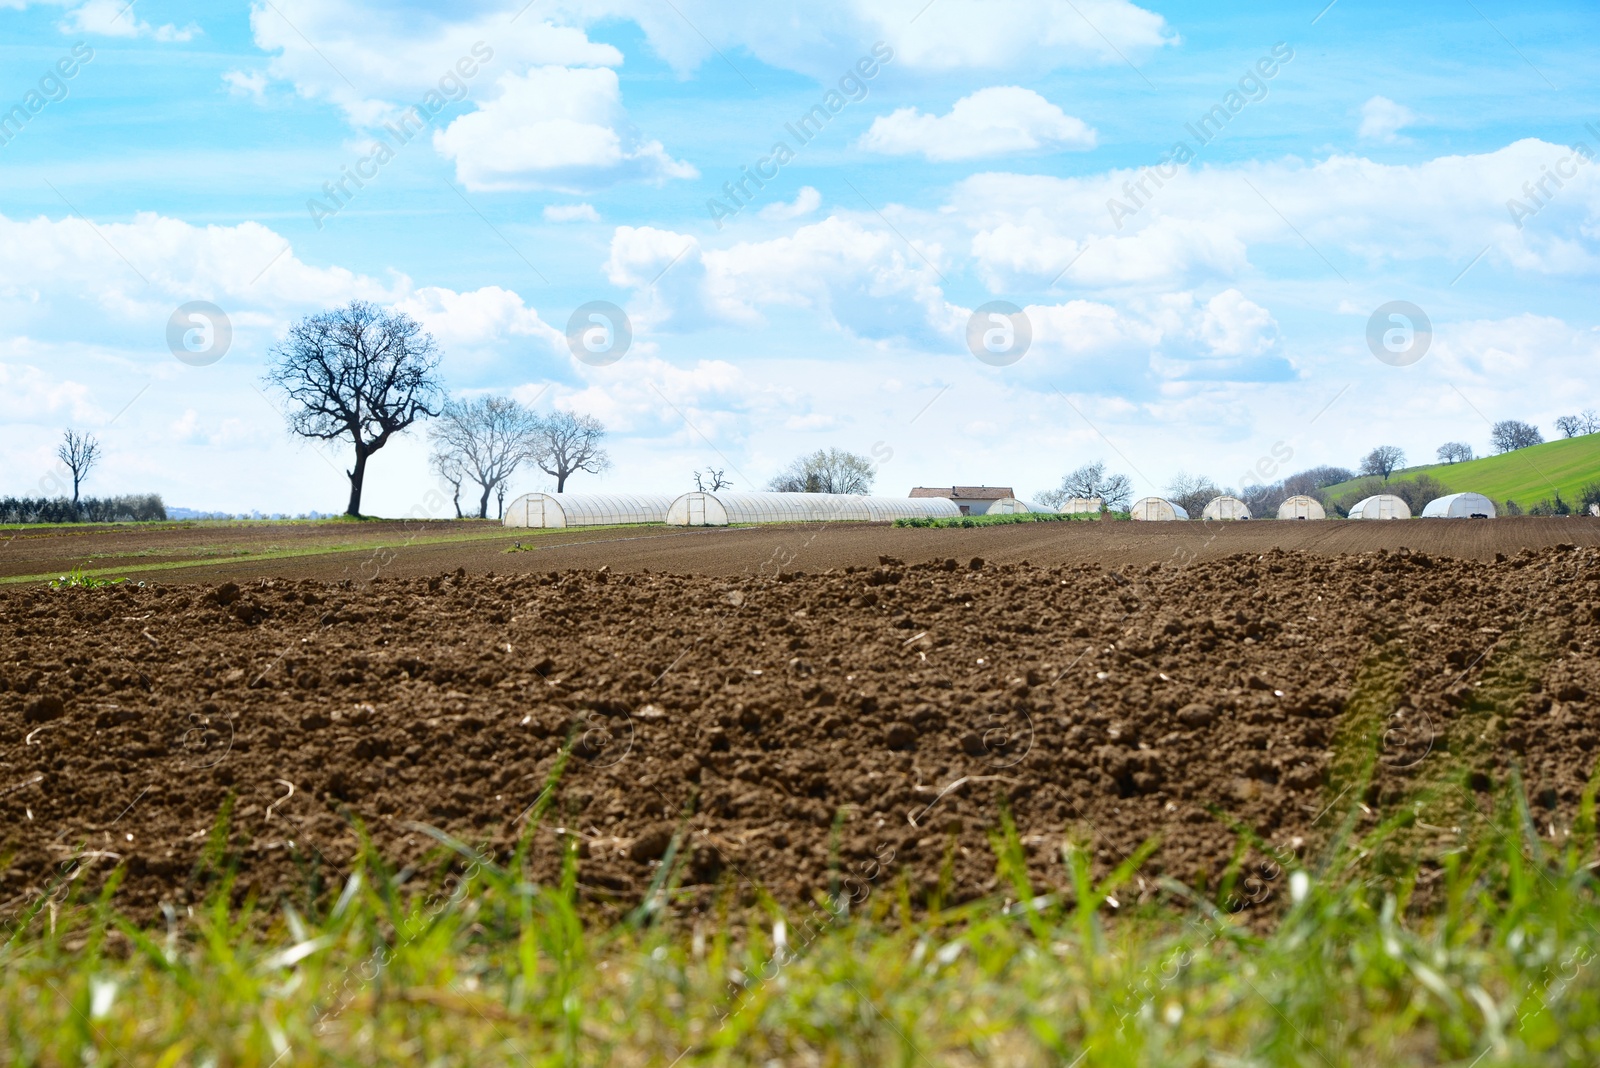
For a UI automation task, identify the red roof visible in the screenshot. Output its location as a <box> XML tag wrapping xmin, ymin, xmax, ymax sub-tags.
<box><xmin>909</xmin><ymin>486</ymin><xmax>1015</xmax><ymax>500</ymax></box>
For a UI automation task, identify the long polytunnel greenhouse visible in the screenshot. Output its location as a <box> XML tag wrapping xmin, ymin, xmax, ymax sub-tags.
<box><xmin>502</xmin><ymin>492</ymin><xmax>677</xmax><ymax>529</ymax></box>
<box><xmin>985</xmin><ymin>497</ymin><xmax>1040</xmax><ymax>515</ymax></box>
<box><xmin>665</xmin><ymin>492</ymin><xmax>960</xmax><ymax>526</ymax></box>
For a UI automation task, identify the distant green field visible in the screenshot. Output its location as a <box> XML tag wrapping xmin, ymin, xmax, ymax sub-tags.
<box><xmin>1322</xmin><ymin>434</ymin><xmax>1600</xmax><ymax>508</ymax></box>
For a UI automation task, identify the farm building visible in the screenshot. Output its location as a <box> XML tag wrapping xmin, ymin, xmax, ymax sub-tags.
<box><xmin>1130</xmin><ymin>497</ymin><xmax>1189</xmax><ymax>521</ymax></box>
<box><xmin>985</xmin><ymin>497</ymin><xmax>1041</xmax><ymax>515</ymax></box>
<box><xmin>1201</xmin><ymin>495</ymin><xmax>1252</xmax><ymax>521</ymax></box>
<box><xmin>1277</xmin><ymin>495</ymin><xmax>1326</xmax><ymax>520</ymax></box>
<box><xmin>908</xmin><ymin>486</ymin><xmax>1014</xmax><ymax>516</ymax></box>
<box><xmin>1421</xmin><ymin>492</ymin><xmax>1496</xmax><ymax>518</ymax></box>
<box><xmin>1058</xmin><ymin>497</ymin><xmax>1103</xmax><ymax>515</ymax></box>
<box><xmin>666</xmin><ymin>492</ymin><xmax>959</xmax><ymax>526</ymax></box>
<box><xmin>1348</xmin><ymin>494</ymin><xmax>1411</xmax><ymax>520</ymax></box>
<box><xmin>503</xmin><ymin>492</ymin><xmax>676</xmax><ymax>528</ymax></box>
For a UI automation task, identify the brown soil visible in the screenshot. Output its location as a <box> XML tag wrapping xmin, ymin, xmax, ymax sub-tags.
<box><xmin>7</xmin><ymin>514</ymin><xmax>1599</xmax><ymax>587</ymax></box>
<box><xmin>2</xmin><ymin>542</ymin><xmax>1597</xmax><ymax>922</ymax></box>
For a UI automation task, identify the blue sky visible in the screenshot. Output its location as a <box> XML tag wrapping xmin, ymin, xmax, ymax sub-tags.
<box><xmin>2</xmin><ymin>0</ymin><xmax>1596</xmax><ymax>514</ymax></box>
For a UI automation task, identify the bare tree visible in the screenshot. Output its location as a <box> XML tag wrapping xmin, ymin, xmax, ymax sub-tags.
<box><xmin>693</xmin><ymin>468</ymin><xmax>732</xmax><ymax>492</ymax></box>
<box><xmin>530</xmin><ymin>410</ymin><xmax>611</xmax><ymax>493</ymax></box>
<box><xmin>430</xmin><ymin>447</ymin><xmax>467</xmax><ymax>519</ymax></box>
<box><xmin>265</xmin><ymin>301</ymin><xmax>442</xmax><ymax>517</ymax></box>
<box><xmin>1166</xmin><ymin>471</ymin><xmax>1221</xmax><ymax>518</ymax></box>
<box><xmin>1555</xmin><ymin>415</ymin><xmax>1583</xmax><ymax>439</ymax></box>
<box><xmin>1582</xmin><ymin>409</ymin><xmax>1600</xmax><ymax>435</ymax></box>
<box><xmin>1436</xmin><ymin>442</ymin><xmax>1474</xmax><ymax>464</ymax></box>
<box><xmin>1490</xmin><ymin>420</ymin><xmax>1543</xmax><ymax>453</ymax></box>
<box><xmin>1359</xmin><ymin>445</ymin><xmax>1406</xmax><ymax>480</ymax></box>
<box><xmin>768</xmin><ymin>448</ymin><xmax>875</xmax><ymax>494</ymax></box>
<box><xmin>1037</xmin><ymin>461</ymin><xmax>1133</xmax><ymax>510</ymax></box>
<box><xmin>56</xmin><ymin>429</ymin><xmax>100</xmax><ymax>505</ymax></box>
<box><xmin>428</xmin><ymin>396</ymin><xmax>541</xmax><ymax>518</ymax></box>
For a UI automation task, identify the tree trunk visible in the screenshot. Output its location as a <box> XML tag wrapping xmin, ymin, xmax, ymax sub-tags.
<box><xmin>477</xmin><ymin>482</ymin><xmax>492</xmax><ymax>519</ymax></box>
<box><xmin>346</xmin><ymin>446</ymin><xmax>369</xmax><ymax>517</ymax></box>
<box><xmin>556</xmin><ymin>469</ymin><xmax>567</xmax><ymax>493</ymax></box>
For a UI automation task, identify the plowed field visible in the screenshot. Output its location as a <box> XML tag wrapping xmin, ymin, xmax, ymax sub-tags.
<box><xmin>4</xmin><ymin>534</ymin><xmax>1598</xmax><ymax>920</ymax></box>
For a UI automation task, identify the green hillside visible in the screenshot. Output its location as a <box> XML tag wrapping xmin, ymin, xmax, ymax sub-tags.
<box><xmin>1321</xmin><ymin>434</ymin><xmax>1600</xmax><ymax>510</ymax></box>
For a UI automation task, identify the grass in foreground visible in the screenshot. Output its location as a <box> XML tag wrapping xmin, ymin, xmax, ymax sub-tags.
<box><xmin>5</xmin><ymin>773</ymin><xmax>1600</xmax><ymax>1067</ymax></box>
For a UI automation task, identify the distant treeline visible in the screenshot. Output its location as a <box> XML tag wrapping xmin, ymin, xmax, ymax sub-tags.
<box><xmin>0</xmin><ymin>495</ymin><xmax>166</xmax><ymax>524</ymax></box>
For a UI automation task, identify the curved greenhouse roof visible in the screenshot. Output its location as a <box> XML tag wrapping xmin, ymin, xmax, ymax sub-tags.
<box><xmin>503</xmin><ymin>492</ymin><xmax>676</xmax><ymax>529</ymax></box>
<box><xmin>1348</xmin><ymin>494</ymin><xmax>1411</xmax><ymax>520</ymax></box>
<box><xmin>1277</xmin><ymin>495</ymin><xmax>1326</xmax><ymax>520</ymax></box>
<box><xmin>1130</xmin><ymin>496</ymin><xmax>1188</xmax><ymax>521</ymax></box>
<box><xmin>1421</xmin><ymin>492</ymin><xmax>1496</xmax><ymax>518</ymax></box>
<box><xmin>665</xmin><ymin>492</ymin><xmax>960</xmax><ymax>526</ymax></box>
<box><xmin>1058</xmin><ymin>497</ymin><xmax>1103</xmax><ymax>515</ymax></box>
<box><xmin>1201</xmin><ymin>495</ymin><xmax>1252</xmax><ymax>521</ymax></box>
<box><xmin>986</xmin><ymin>497</ymin><xmax>1040</xmax><ymax>515</ymax></box>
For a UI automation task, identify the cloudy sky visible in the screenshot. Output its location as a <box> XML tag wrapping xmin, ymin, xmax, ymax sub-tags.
<box><xmin>1</xmin><ymin>0</ymin><xmax>1596</xmax><ymax>515</ymax></box>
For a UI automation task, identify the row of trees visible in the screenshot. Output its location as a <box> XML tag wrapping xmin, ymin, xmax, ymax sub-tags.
<box><xmin>429</xmin><ymin>401</ymin><xmax>608</xmax><ymax>518</ymax></box>
<box><xmin>266</xmin><ymin>301</ymin><xmax>612</xmax><ymax>517</ymax></box>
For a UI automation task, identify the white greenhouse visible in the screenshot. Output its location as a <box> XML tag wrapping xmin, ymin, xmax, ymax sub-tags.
<box><xmin>665</xmin><ymin>492</ymin><xmax>961</xmax><ymax>527</ymax></box>
<box><xmin>1058</xmin><ymin>497</ymin><xmax>1103</xmax><ymax>515</ymax></box>
<box><xmin>502</xmin><ymin>492</ymin><xmax>677</xmax><ymax>529</ymax></box>
<box><xmin>1347</xmin><ymin>494</ymin><xmax>1411</xmax><ymax>520</ymax></box>
<box><xmin>1129</xmin><ymin>497</ymin><xmax>1189</xmax><ymax>521</ymax></box>
<box><xmin>986</xmin><ymin>497</ymin><xmax>1040</xmax><ymax>515</ymax></box>
<box><xmin>1201</xmin><ymin>495</ymin><xmax>1252</xmax><ymax>521</ymax></box>
<box><xmin>1421</xmin><ymin>492</ymin><xmax>1496</xmax><ymax>519</ymax></box>
<box><xmin>1277</xmin><ymin>495</ymin><xmax>1327</xmax><ymax>520</ymax></box>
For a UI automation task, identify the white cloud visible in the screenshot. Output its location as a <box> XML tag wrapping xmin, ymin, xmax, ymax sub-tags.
<box><xmin>951</xmin><ymin>139</ymin><xmax>1600</xmax><ymax>290</ymax></box>
<box><xmin>223</xmin><ymin>70</ymin><xmax>268</xmax><ymax>102</ymax></box>
<box><xmin>391</xmin><ymin>285</ymin><xmax>564</xmax><ymax>371</ymax></box>
<box><xmin>544</xmin><ymin>202</ymin><xmax>602</xmax><ymax>222</ymax></box>
<box><xmin>860</xmin><ymin>87</ymin><xmax>1096</xmax><ymax>161</ymax></box>
<box><xmin>760</xmin><ymin>186</ymin><xmax>822</xmax><ymax>221</ymax></box>
<box><xmin>434</xmin><ymin>66</ymin><xmax>696</xmax><ymax>193</ymax></box>
<box><xmin>58</xmin><ymin>0</ymin><xmax>197</xmax><ymax>40</ymax></box>
<box><xmin>561</xmin><ymin>0</ymin><xmax>1175</xmax><ymax>77</ymax></box>
<box><xmin>245</xmin><ymin>1</ymin><xmax>691</xmax><ymax>195</ymax></box>
<box><xmin>1358</xmin><ymin>95</ymin><xmax>1416</xmax><ymax>144</ymax></box>
<box><xmin>248</xmin><ymin>2</ymin><xmax>617</xmax><ymax>126</ymax></box>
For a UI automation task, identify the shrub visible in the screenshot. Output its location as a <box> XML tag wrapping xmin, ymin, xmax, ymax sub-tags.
<box><xmin>0</xmin><ymin>495</ymin><xmax>166</xmax><ymax>524</ymax></box>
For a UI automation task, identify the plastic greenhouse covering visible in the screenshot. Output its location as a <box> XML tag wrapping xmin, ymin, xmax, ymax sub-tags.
<box><xmin>1421</xmin><ymin>492</ymin><xmax>1496</xmax><ymax>518</ymax></box>
<box><xmin>1129</xmin><ymin>497</ymin><xmax>1189</xmax><ymax>521</ymax></box>
<box><xmin>1201</xmin><ymin>495</ymin><xmax>1252</xmax><ymax>520</ymax></box>
<box><xmin>665</xmin><ymin>492</ymin><xmax>960</xmax><ymax>526</ymax></box>
<box><xmin>1347</xmin><ymin>494</ymin><xmax>1411</xmax><ymax>520</ymax></box>
<box><xmin>502</xmin><ymin>493</ymin><xmax>677</xmax><ymax>528</ymax></box>
<box><xmin>1277</xmin><ymin>495</ymin><xmax>1326</xmax><ymax>520</ymax></box>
